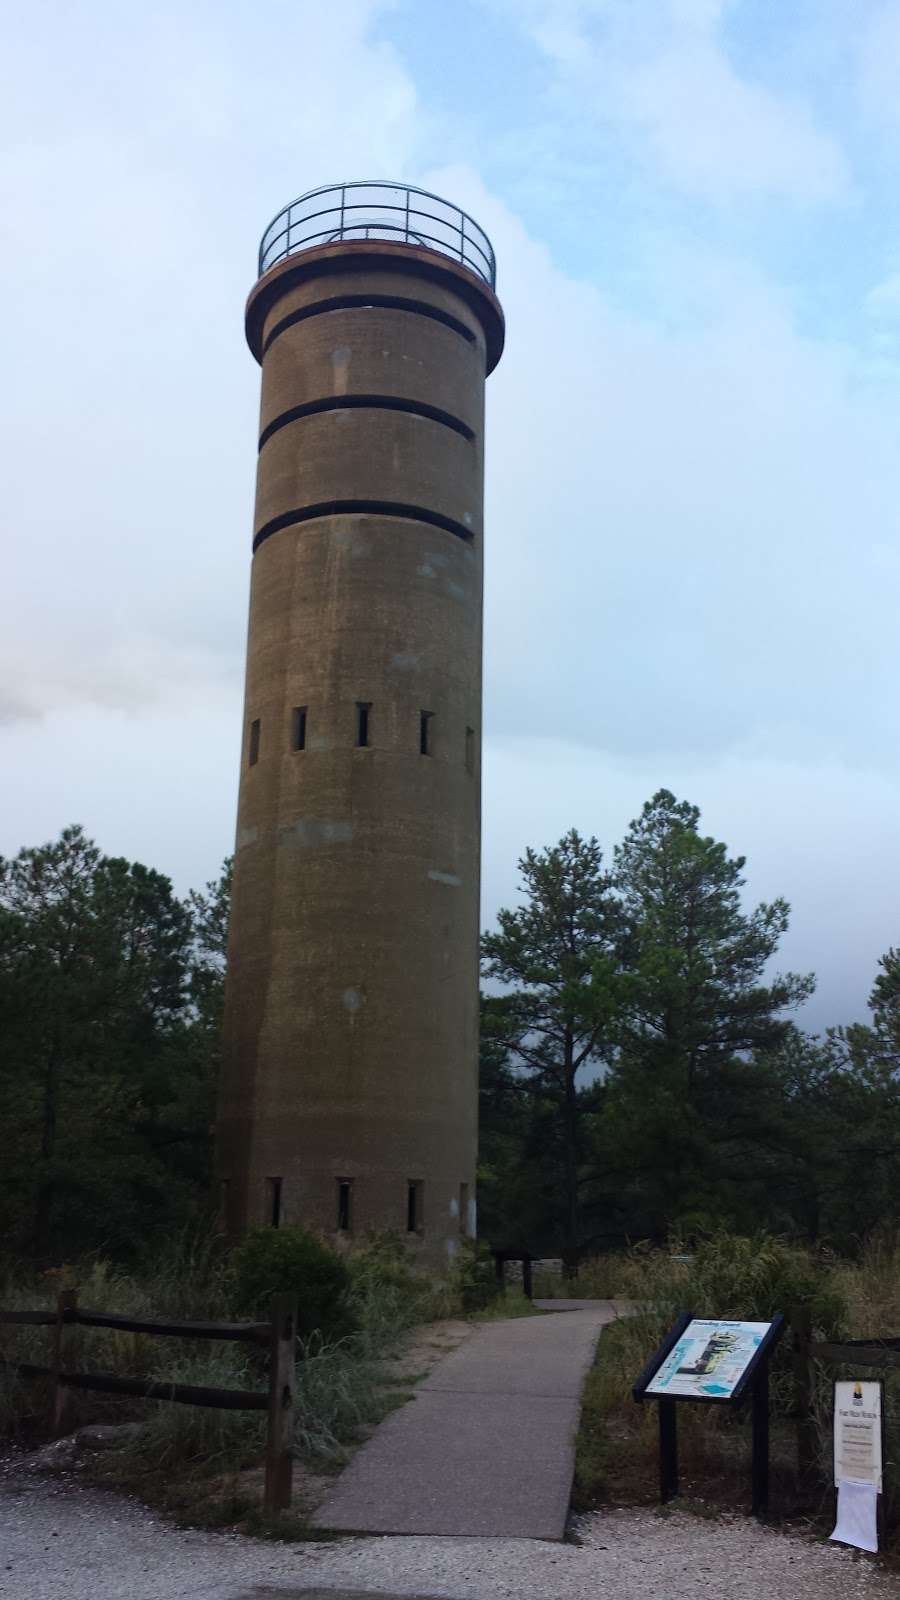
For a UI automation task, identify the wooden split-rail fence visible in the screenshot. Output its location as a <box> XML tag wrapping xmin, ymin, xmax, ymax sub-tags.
<box><xmin>791</xmin><ymin>1303</ymin><xmax>900</xmax><ymax>1479</ymax></box>
<box><xmin>0</xmin><ymin>1290</ymin><xmax>297</xmax><ymax>1512</ymax></box>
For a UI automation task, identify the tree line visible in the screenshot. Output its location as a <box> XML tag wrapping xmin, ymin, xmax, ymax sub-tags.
<box><xmin>0</xmin><ymin>826</ymin><xmax>230</xmax><ymax>1262</ymax></box>
<box><xmin>480</xmin><ymin>790</ymin><xmax>900</xmax><ymax>1266</ymax></box>
<box><xmin>1</xmin><ymin>793</ymin><xmax>897</xmax><ymax>1267</ymax></box>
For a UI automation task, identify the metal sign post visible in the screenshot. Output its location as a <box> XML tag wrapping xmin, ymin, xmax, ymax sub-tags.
<box><xmin>634</xmin><ymin>1313</ymin><xmax>786</xmax><ymax>1518</ymax></box>
<box><xmin>751</xmin><ymin>1354</ymin><xmax>770</xmax><ymax>1516</ymax></box>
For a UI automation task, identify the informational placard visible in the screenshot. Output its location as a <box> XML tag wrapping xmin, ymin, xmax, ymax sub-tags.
<box><xmin>645</xmin><ymin>1318</ymin><xmax>774</xmax><ymax>1400</ymax></box>
<box><xmin>834</xmin><ymin>1380</ymin><xmax>883</xmax><ymax>1490</ymax></box>
<box><xmin>633</xmin><ymin>1311</ymin><xmax>785</xmax><ymax>1516</ymax></box>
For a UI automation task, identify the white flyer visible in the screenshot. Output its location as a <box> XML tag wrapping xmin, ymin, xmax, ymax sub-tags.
<box><xmin>831</xmin><ymin>1478</ymin><xmax>878</xmax><ymax>1553</ymax></box>
<box><xmin>834</xmin><ymin>1381</ymin><xmax>882</xmax><ymax>1490</ymax></box>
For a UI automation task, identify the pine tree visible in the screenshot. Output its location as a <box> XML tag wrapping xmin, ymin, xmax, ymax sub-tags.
<box><xmin>608</xmin><ymin>790</ymin><xmax>814</xmax><ymax>1236</ymax></box>
<box><xmin>480</xmin><ymin>830</ymin><xmax>621</xmax><ymax>1269</ymax></box>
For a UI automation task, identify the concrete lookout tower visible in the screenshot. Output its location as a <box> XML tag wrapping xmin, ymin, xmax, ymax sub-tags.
<box><xmin>217</xmin><ymin>182</ymin><xmax>504</xmax><ymax>1264</ymax></box>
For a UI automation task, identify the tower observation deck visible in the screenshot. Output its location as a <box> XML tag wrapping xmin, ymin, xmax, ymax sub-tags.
<box><xmin>217</xmin><ymin>182</ymin><xmax>505</xmax><ymax>1264</ymax></box>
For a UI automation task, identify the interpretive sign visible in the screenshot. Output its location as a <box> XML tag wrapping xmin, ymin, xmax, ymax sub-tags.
<box><xmin>646</xmin><ymin>1319</ymin><xmax>775</xmax><ymax>1402</ymax></box>
<box><xmin>833</xmin><ymin>1380</ymin><xmax>883</xmax><ymax>1490</ymax></box>
<box><xmin>633</xmin><ymin>1311</ymin><xmax>785</xmax><ymax>1516</ymax></box>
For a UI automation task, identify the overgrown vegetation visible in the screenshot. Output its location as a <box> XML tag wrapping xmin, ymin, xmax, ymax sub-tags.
<box><xmin>570</xmin><ymin>1229</ymin><xmax>900</xmax><ymax>1554</ymax></box>
<box><xmin>0</xmin><ymin>1228</ymin><xmax>468</xmax><ymax>1525</ymax></box>
<box><xmin>229</xmin><ymin>1227</ymin><xmax>358</xmax><ymax>1343</ymax></box>
<box><xmin>5</xmin><ymin>801</ymin><xmax>900</xmax><ymax>1543</ymax></box>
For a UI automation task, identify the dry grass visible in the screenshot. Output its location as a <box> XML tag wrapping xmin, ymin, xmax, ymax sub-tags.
<box><xmin>572</xmin><ymin>1229</ymin><xmax>900</xmax><ymax>1559</ymax></box>
<box><xmin>0</xmin><ymin>1229</ymin><xmax>460</xmax><ymax>1526</ymax></box>
<box><xmin>830</xmin><ymin>1231</ymin><xmax>900</xmax><ymax>1339</ymax></box>
<box><xmin>471</xmin><ymin>1291</ymin><xmax>542</xmax><ymax>1321</ymax></box>
<box><xmin>0</xmin><ymin>1226</ymin><xmax>529</xmax><ymax>1533</ymax></box>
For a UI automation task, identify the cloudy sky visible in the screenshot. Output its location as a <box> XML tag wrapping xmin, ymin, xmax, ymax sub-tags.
<box><xmin>3</xmin><ymin>0</ymin><xmax>900</xmax><ymax>1033</ymax></box>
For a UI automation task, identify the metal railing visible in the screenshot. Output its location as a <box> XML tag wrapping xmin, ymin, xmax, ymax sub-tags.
<box><xmin>258</xmin><ymin>181</ymin><xmax>496</xmax><ymax>289</ymax></box>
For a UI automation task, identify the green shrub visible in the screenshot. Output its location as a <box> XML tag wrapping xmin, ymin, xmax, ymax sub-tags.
<box><xmin>542</xmin><ymin>1231</ymin><xmax>846</xmax><ymax>1334</ymax></box>
<box><xmin>678</xmin><ymin>1230</ymin><xmax>845</xmax><ymax>1336</ymax></box>
<box><xmin>572</xmin><ymin>1230</ymin><xmax>851</xmax><ymax>1518</ymax></box>
<box><xmin>451</xmin><ymin>1239</ymin><xmax>501</xmax><ymax>1312</ymax></box>
<box><xmin>344</xmin><ymin>1232</ymin><xmax>434</xmax><ymax>1337</ymax></box>
<box><xmin>228</xmin><ymin>1227</ymin><xmax>357</xmax><ymax>1342</ymax></box>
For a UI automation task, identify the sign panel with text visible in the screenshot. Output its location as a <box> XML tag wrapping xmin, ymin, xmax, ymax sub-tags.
<box><xmin>645</xmin><ymin>1318</ymin><xmax>774</xmax><ymax>1402</ymax></box>
<box><xmin>633</xmin><ymin>1311</ymin><xmax>785</xmax><ymax>1516</ymax></box>
<box><xmin>834</xmin><ymin>1380</ymin><xmax>883</xmax><ymax>1491</ymax></box>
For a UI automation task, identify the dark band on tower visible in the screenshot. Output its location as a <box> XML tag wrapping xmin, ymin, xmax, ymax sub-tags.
<box><xmin>217</xmin><ymin>183</ymin><xmax>504</xmax><ymax>1264</ymax></box>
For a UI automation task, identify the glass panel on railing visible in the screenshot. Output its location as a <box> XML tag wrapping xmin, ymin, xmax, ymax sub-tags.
<box><xmin>259</xmin><ymin>183</ymin><xmax>494</xmax><ymax>285</ymax></box>
<box><xmin>419</xmin><ymin>192</ymin><xmax>458</xmax><ymax>229</ymax></box>
<box><xmin>348</xmin><ymin>183</ymin><xmax>401</xmax><ymax>213</ymax></box>
<box><xmin>341</xmin><ymin>204</ymin><xmax>401</xmax><ymax>236</ymax></box>
<box><xmin>408</xmin><ymin>205</ymin><xmax>459</xmax><ymax>253</ymax></box>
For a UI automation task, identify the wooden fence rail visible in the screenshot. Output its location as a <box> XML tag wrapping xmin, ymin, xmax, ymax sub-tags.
<box><xmin>0</xmin><ymin>1289</ymin><xmax>297</xmax><ymax>1512</ymax></box>
<box><xmin>791</xmin><ymin>1302</ymin><xmax>900</xmax><ymax>1482</ymax></box>
<box><xmin>59</xmin><ymin>1309</ymin><xmax>273</xmax><ymax>1343</ymax></box>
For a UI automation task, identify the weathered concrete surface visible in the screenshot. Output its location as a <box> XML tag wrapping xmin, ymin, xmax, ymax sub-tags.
<box><xmin>218</xmin><ymin>237</ymin><xmax>506</xmax><ymax>1264</ymax></box>
<box><xmin>313</xmin><ymin>1304</ymin><xmax>618</xmax><ymax>1539</ymax></box>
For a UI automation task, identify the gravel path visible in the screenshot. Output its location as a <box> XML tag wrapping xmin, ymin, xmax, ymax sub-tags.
<box><xmin>2</xmin><ymin>1473</ymin><xmax>896</xmax><ymax>1600</ymax></box>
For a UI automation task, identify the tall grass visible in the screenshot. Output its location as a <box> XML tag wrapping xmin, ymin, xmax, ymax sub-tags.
<box><xmin>0</xmin><ymin>1241</ymin><xmax>236</xmax><ymax>1442</ymax></box>
<box><xmin>830</xmin><ymin>1230</ymin><xmax>900</xmax><ymax>1339</ymax></box>
<box><xmin>0</xmin><ymin>1227</ymin><xmax>456</xmax><ymax>1502</ymax></box>
<box><xmin>572</xmin><ymin>1227</ymin><xmax>900</xmax><ymax>1553</ymax></box>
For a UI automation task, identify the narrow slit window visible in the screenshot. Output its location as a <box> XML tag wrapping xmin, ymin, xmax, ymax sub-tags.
<box><xmin>248</xmin><ymin>718</ymin><xmax>261</xmax><ymax>767</ymax></box>
<box><xmin>266</xmin><ymin>1176</ymin><xmax>282</xmax><ymax>1228</ymax></box>
<box><xmin>420</xmin><ymin>710</ymin><xmax>433</xmax><ymax>756</ymax></box>
<box><xmin>459</xmin><ymin>1182</ymin><xmax>469</xmax><ymax>1237</ymax></box>
<box><xmin>337</xmin><ymin>1179</ymin><xmax>352</xmax><ymax>1232</ymax></box>
<box><xmin>292</xmin><ymin>705</ymin><xmax>307</xmax><ymax>751</ymax></box>
<box><xmin>356</xmin><ymin>701</ymin><xmax>371</xmax><ymax>748</ymax></box>
<box><xmin>407</xmin><ymin>1180</ymin><xmax>423</xmax><ymax>1234</ymax></box>
<box><xmin>465</xmin><ymin>726</ymin><xmax>475</xmax><ymax>775</ymax></box>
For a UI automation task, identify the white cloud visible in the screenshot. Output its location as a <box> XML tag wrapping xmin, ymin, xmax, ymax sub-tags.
<box><xmin>857</xmin><ymin>1</ymin><xmax>900</xmax><ymax>130</ymax></box>
<box><xmin>424</xmin><ymin>165</ymin><xmax>900</xmax><ymax>777</ymax></box>
<box><xmin>625</xmin><ymin>40</ymin><xmax>848</xmax><ymax>202</ymax></box>
<box><xmin>0</xmin><ymin>699</ymin><xmax>241</xmax><ymax>894</ymax></box>
<box><xmin>0</xmin><ymin>637</ymin><xmax>240</xmax><ymax>726</ymax></box>
<box><xmin>0</xmin><ymin>0</ymin><xmax>422</xmax><ymax>727</ymax></box>
<box><xmin>498</xmin><ymin>0</ymin><xmax>849</xmax><ymax>204</ymax></box>
<box><xmin>0</xmin><ymin>0</ymin><xmax>894</xmax><ymax>1037</ymax></box>
<box><xmin>866</xmin><ymin>271</ymin><xmax>900</xmax><ymax>317</ymax></box>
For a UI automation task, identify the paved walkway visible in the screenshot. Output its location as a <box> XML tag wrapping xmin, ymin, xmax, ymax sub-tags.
<box><xmin>312</xmin><ymin>1300</ymin><xmax>620</xmax><ymax>1540</ymax></box>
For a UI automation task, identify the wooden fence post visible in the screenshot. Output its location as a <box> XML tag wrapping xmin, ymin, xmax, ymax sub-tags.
<box><xmin>50</xmin><ymin>1289</ymin><xmax>78</xmax><ymax>1436</ymax></box>
<box><xmin>522</xmin><ymin>1257</ymin><xmax>533</xmax><ymax>1301</ymax></box>
<box><xmin>264</xmin><ymin>1294</ymin><xmax>296</xmax><ymax>1513</ymax></box>
<box><xmin>790</xmin><ymin>1301</ymin><xmax>816</xmax><ymax>1484</ymax></box>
